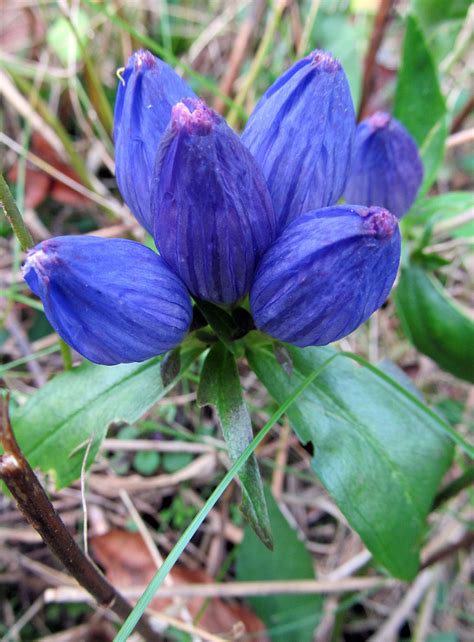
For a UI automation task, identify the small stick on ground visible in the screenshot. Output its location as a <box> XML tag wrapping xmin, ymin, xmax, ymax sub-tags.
<box><xmin>450</xmin><ymin>95</ymin><xmax>474</xmax><ymax>133</ymax></box>
<box><xmin>0</xmin><ymin>394</ymin><xmax>160</xmax><ymax>642</ymax></box>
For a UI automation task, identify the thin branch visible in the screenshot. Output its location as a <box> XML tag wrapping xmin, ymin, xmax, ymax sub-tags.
<box><xmin>450</xmin><ymin>95</ymin><xmax>474</xmax><ymax>133</ymax></box>
<box><xmin>421</xmin><ymin>531</ymin><xmax>474</xmax><ymax>569</ymax></box>
<box><xmin>358</xmin><ymin>0</ymin><xmax>394</xmax><ymax>120</ymax></box>
<box><xmin>0</xmin><ymin>394</ymin><xmax>160</xmax><ymax>642</ymax></box>
<box><xmin>43</xmin><ymin>576</ymin><xmax>399</xmax><ymax>601</ymax></box>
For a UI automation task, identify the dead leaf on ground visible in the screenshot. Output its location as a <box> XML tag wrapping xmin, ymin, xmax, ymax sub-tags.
<box><xmin>7</xmin><ymin>132</ymin><xmax>91</xmax><ymax>208</ymax></box>
<box><xmin>0</xmin><ymin>0</ymin><xmax>45</xmax><ymax>53</ymax></box>
<box><xmin>90</xmin><ymin>530</ymin><xmax>269</xmax><ymax>640</ymax></box>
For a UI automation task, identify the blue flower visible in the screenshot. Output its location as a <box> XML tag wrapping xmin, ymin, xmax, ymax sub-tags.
<box><xmin>23</xmin><ymin>236</ymin><xmax>192</xmax><ymax>365</ymax></box>
<box><xmin>151</xmin><ymin>98</ymin><xmax>277</xmax><ymax>304</ymax></box>
<box><xmin>344</xmin><ymin>112</ymin><xmax>423</xmax><ymax>218</ymax></box>
<box><xmin>250</xmin><ymin>205</ymin><xmax>401</xmax><ymax>347</ymax></box>
<box><xmin>23</xmin><ymin>48</ymin><xmax>402</xmax><ymax>366</ymax></box>
<box><xmin>114</xmin><ymin>50</ymin><xmax>196</xmax><ymax>233</ymax></box>
<box><xmin>242</xmin><ymin>50</ymin><xmax>356</xmax><ymax>228</ymax></box>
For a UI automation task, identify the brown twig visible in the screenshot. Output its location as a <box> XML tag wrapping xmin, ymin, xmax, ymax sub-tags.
<box><xmin>421</xmin><ymin>531</ymin><xmax>474</xmax><ymax>570</ymax></box>
<box><xmin>43</xmin><ymin>576</ymin><xmax>399</xmax><ymax>601</ymax></box>
<box><xmin>213</xmin><ymin>0</ymin><xmax>266</xmax><ymax>114</ymax></box>
<box><xmin>358</xmin><ymin>0</ymin><xmax>394</xmax><ymax>120</ymax></box>
<box><xmin>450</xmin><ymin>95</ymin><xmax>474</xmax><ymax>133</ymax></box>
<box><xmin>0</xmin><ymin>394</ymin><xmax>160</xmax><ymax>641</ymax></box>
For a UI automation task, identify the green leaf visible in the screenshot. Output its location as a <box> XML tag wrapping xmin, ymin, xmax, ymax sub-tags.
<box><xmin>195</xmin><ymin>300</ymin><xmax>239</xmax><ymax>352</ymax></box>
<box><xmin>246</xmin><ymin>337</ymin><xmax>454</xmax><ymax>580</ymax></box>
<box><xmin>162</xmin><ymin>452</ymin><xmax>193</xmax><ymax>473</ymax></box>
<box><xmin>396</xmin><ymin>265</ymin><xmax>474</xmax><ymax>383</ymax></box>
<box><xmin>411</xmin><ymin>0</ymin><xmax>471</xmax><ymax>61</ymax></box>
<box><xmin>418</xmin><ymin>116</ymin><xmax>448</xmax><ymax>196</ymax></box>
<box><xmin>404</xmin><ymin>191</ymin><xmax>474</xmax><ymax>237</ymax></box>
<box><xmin>47</xmin><ymin>11</ymin><xmax>90</xmax><ymax>64</ymax></box>
<box><xmin>236</xmin><ymin>487</ymin><xmax>322</xmax><ymax>642</ymax></box>
<box><xmin>412</xmin><ymin>0</ymin><xmax>471</xmax><ymax>26</ymax></box>
<box><xmin>133</xmin><ymin>451</ymin><xmax>161</xmax><ymax>476</ymax></box>
<box><xmin>394</xmin><ymin>15</ymin><xmax>446</xmax><ymax>147</ymax></box>
<box><xmin>198</xmin><ymin>342</ymin><xmax>272</xmax><ymax>548</ymax></box>
<box><xmin>9</xmin><ymin>339</ymin><xmax>204</xmax><ymax>488</ymax></box>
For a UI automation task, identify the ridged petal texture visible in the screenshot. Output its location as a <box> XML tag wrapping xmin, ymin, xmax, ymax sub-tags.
<box><xmin>344</xmin><ymin>112</ymin><xmax>424</xmax><ymax>218</ymax></box>
<box><xmin>242</xmin><ymin>49</ymin><xmax>355</xmax><ymax>228</ymax></box>
<box><xmin>152</xmin><ymin>98</ymin><xmax>277</xmax><ymax>304</ymax></box>
<box><xmin>22</xmin><ymin>236</ymin><xmax>192</xmax><ymax>365</ymax></box>
<box><xmin>114</xmin><ymin>49</ymin><xmax>196</xmax><ymax>233</ymax></box>
<box><xmin>250</xmin><ymin>205</ymin><xmax>401</xmax><ymax>346</ymax></box>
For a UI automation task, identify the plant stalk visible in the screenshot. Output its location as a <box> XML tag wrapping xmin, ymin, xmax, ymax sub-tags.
<box><xmin>0</xmin><ymin>175</ymin><xmax>33</xmax><ymax>251</ymax></box>
<box><xmin>0</xmin><ymin>395</ymin><xmax>160</xmax><ymax>641</ymax></box>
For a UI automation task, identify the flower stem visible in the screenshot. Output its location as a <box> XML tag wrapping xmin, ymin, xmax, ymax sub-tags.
<box><xmin>59</xmin><ymin>338</ymin><xmax>73</xmax><ymax>371</ymax></box>
<box><xmin>0</xmin><ymin>174</ymin><xmax>33</xmax><ymax>251</ymax></box>
<box><xmin>0</xmin><ymin>394</ymin><xmax>160</xmax><ymax>642</ymax></box>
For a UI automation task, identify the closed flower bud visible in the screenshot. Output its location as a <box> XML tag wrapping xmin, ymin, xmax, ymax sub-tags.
<box><xmin>23</xmin><ymin>236</ymin><xmax>192</xmax><ymax>365</ymax></box>
<box><xmin>242</xmin><ymin>49</ymin><xmax>355</xmax><ymax>228</ymax></box>
<box><xmin>250</xmin><ymin>205</ymin><xmax>400</xmax><ymax>346</ymax></box>
<box><xmin>344</xmin><ymin>112</ymin><xmax>423</xmax><ymax>218</ymax></box>
<box><xmin>152</xmin><ymin>98</ymin><xmax>277</xmax><ymax>304</ymax></box>
<box><xmin>114</xmin><ymin>49</ymin><xmax>196</xmax><ymax>233</ymax></box>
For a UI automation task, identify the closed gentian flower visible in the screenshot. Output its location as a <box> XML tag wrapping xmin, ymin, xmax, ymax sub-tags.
<box><xmin>242</xmin><ymin>49</ymin><xmax>355</xmax><ymax>228</ymax></box>
<box><xmin>344</xmin><ymin>112</ymin><xmax>423</xmax><ymax>218</ymax></box>
<box><xmin>114</xmin><ymin>49</ymin><xmax>196</xmax><ymax>233</ymax></box>
<box><xmin>152</xmin><ymin>97</ymin><xmax>277</xmax><ymax>305</ymax></box>
<box><xmin>23</xmin><ymin>236</ymin><xmax>192</xmax><ymax>365</ymax></box>
<box><xmin>250</xmin><ymin>205</ymin><xmax>400</xmax><ymax>347</ymax></box>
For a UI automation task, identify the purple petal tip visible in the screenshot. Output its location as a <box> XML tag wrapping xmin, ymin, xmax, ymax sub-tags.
<box><xmin>309</xmin><ymin>49</ymin><xmax>341</xmax><ymax>73</ymax></box>
<box><xmin>171</xmin><ymin>98</ymin><xmax>217</xmax><ymax>135</ymax></box>
<box><xmin>363</xmin><ymin>207</ymin><xmax>398</xmax><ymax>239</ymax></box>
<box><xmin>130</xmin><ymin>49</ymin><xmax>157</xmax><ymax>70</ymax></box>
<box><xmin>369</xmin><ymin>111</ymin><xmax>392</xmax><ymax>130</ymax></box>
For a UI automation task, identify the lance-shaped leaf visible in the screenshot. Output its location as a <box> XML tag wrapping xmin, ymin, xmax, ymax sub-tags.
<box><xmin>236</xmin><ymin>487</ymin><xmax>322</xmax><ymax>642</ymax></box>
<box><xmin>394</xmin><ymin>15</ymin><xmax>445</xmax><ymax>147</ymax></box>
<box><xmin>246</xmin><ymin>336</ymin><xmax>453</xmax><ymax>580</ymax></box>
<box><xmin>8</xmin><ymin>338</ymin><xmax>204</xmax><ymax>488</ymax></box>
<box><xmin>396</xmin><ymin>265</ymin><xmax>474</xmax><ymax>383</ymax></box>
<box><xmin>198</xmin><ymin>342</ymin><xmax>272</xmax><ymax>548</ymax></box>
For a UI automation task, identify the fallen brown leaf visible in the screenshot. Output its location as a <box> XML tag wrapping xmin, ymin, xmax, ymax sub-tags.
<box><xmin>90</xmin><ymin>530</ymin><xmax>269</xmax><ymax>640</ymax></box>
<box><xmin>7</xmin><ymin>132</ymin><xmax>91</xmax><ymax>208</ymax></box>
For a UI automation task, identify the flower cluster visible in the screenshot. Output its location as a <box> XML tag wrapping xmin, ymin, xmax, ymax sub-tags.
<box><xmin>23</xmin><ymin>49</ymin><xmax>423</xmax><ymax>365</ymax></box>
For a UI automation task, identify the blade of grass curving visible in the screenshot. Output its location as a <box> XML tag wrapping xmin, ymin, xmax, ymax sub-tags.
<box><xmin>114</xmin><ymin>353</ymin><xmax>339</xmax><ymax>641</ymax></box>
<box><xmin>0</xmin><ymin>346</ymin><xmax>60</xmax><ymax>378</ymax></box>
<box><xmin>0</xmin><ymin>290</ymin><xmax>44</xmax><ymax>312</ymax></box>
<box><xmin>339</xmin><ymin>352</ymin><xmax>474</xmax><ymax>458</ymax></box>
<box><xmin>83</xmin><ymin>0</ymin><xmax>247</xmax><ymax>120</ymax></box>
